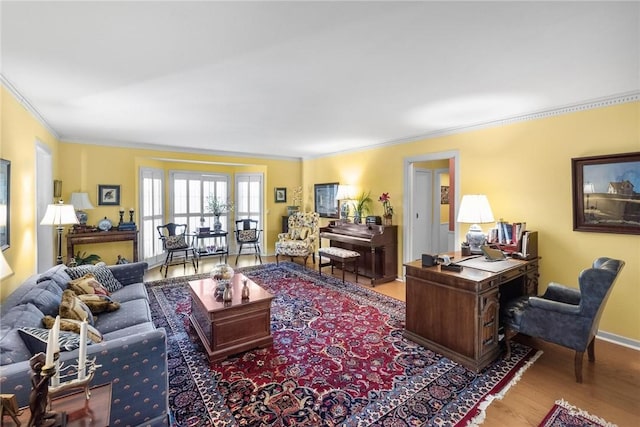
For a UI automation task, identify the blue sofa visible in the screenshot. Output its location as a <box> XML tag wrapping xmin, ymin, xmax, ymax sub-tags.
<box><xmin>0</xmin><ymin>262</ymin><xmax>169</xmax><ymax>426</ymax></box>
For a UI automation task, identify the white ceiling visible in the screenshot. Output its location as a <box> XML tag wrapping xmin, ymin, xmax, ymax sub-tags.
<box><xmin>1</xmin><ymin>1</ymin><xmax>638</xmax><ymax>159</ymax></box>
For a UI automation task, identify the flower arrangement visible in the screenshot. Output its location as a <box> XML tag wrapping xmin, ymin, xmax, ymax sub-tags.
<box><xmin>379</xmin><ymin>192</ymin><xmax>394</xmax><ymax>217</ymax></box>
<box><xmin>207</xmin><ymin>195</ymin><xmax>234</xmax><ymax>216</ymax></box>
<box><xmin>291</xmin><ymin>186</ymin><xmax>303</xmax><ymax>206</ymax></box>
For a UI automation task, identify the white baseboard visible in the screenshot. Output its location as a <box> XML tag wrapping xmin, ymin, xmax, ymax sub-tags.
<box><xmin>597</xmin><ymin>330</ymin><xmax>640</xmax><ymax>351</ymax></box>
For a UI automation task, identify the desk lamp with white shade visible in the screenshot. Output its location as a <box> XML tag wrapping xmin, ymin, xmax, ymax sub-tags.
<box><xmin>457</xmin><ymin>194</ymin><xmax>495</xmax><ymax>254</ymax></box>
<box><xmin>70</xmin><ymin>192</ymin><xmax>95</xmax><ymax>225</ymax></box>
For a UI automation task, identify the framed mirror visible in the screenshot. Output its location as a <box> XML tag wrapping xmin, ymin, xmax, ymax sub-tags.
<box><xmin>1</xmin><ymin>159</ymin><xmax>10</xmax><ymax>250</ymax></box>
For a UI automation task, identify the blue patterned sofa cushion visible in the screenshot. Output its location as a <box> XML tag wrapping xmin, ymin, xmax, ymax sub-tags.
<box><xmin>18</xmin><ymin>326</ymin><xmax>88</xmax><ymax>353</ymax></box>
<box><xmin>19</xmin><ymin>288</ymin><xmax>60</xmax><ymax>317</ymax></box>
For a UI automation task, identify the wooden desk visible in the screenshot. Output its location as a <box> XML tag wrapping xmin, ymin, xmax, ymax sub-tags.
<box><xmin>4</xmin><ymin>383</ymin><xmax>112</xmax><ymax>427</ymax></box>
<box><xmin>404</xmin><ymin>254</ymin><xmax>539</xmax><ymax>372</ymax></box>
<box><xmin>188</xmin><ymin>275</ymin><xmax>274</xmax><ymax>363</ymax></box>
<box><xmin>66</xmin><ymin>230</ymin><xmax>138</xmax><ymax>263</ymax></box>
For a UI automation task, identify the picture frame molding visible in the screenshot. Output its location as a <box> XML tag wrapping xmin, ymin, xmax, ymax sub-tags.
<box><xmin>572</xmin><ymin>151</ymin><xmax>640</xmax><ymax>235</ymax></box>
<box><xmin>98</xmin><ymin>184</ymin><xmax>121</xmax><ymax>206</ymax></box>
<box><xmin>275</xmin><ymin>187</ymin><xmax>287</xmax><ymax>203</ymax></box>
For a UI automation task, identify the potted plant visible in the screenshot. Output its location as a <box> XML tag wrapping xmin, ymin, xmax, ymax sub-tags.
<box><xmin>351</xmin><ymin>191</ymin><xmax>372</xmax><ymax>224</ymax></box>
<box><xmin>206</xmin><ymin>195</ymin><xmax>234</xmax><ymax>232</ymax></box>
<box><xmin>378</xmin><ymin>192</ymin><xmax>394</xmax><ymax>225</ymax></box>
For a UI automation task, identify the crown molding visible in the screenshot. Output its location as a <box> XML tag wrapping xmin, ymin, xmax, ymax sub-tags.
<box><xmin>307</xmin><ymin>91</ymin><xmax>640</xmax><ymax>160</ymax></box>
<box><xmin>0</xmin><ymin>74</ymin><xmax>60</xmax><ymax>140</ymax></box>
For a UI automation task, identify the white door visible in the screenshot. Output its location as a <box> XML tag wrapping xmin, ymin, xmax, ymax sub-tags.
<box><xmin>412</xmin><ymin>168</ymin><xmax>432</xmax><ymax>260</ymax></box>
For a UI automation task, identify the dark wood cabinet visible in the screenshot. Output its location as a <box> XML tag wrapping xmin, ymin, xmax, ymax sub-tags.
<box><xmin>404</xmin><ymin>255</ymin><xmax>539</xmax><ymax>372</ymax></box>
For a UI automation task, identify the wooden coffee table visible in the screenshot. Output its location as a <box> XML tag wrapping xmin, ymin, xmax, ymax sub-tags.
<box><xmin>188</xmin><ymin>274</ymin><xmax>274</xmax><ymax>362</ymax></box>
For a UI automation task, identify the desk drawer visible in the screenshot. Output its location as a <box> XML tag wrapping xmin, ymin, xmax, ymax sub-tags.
<box><xmin>500</xmin><ymin>266</ymin><xmax>526</xmax><ymax>283</ymax></box>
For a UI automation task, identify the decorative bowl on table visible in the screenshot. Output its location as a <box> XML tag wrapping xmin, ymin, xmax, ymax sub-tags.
<box><xmin>211</xmin><ymin>263</ymin><xmax>234</xmax><ymax>296</ymax></box>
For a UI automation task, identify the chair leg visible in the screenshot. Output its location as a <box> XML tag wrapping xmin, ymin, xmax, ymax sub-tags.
<box><xmin>587</xmin><ymin>337</ymin><xmax>596</xmax><ymax>362</ymax></box>
<box><xmin>276</xmin><ymin>254</ymin><xmax>280</xmax><ymax>264</ymax></box>
<box><xmin>504</xmin><ymin>327</ymin><xmax>517</xmax><ymax>360</ymax></box>
<box><xmin>235</xmin><ymin>243</ymin><xmax>244</xmax><ymax>265</ymax></box>
<box><xmin>575</xmin><ymin>351</ymin><xmax>584</xmax><ymax>383</ymax></box>
<box><xmin>312</xmin><ymin>252</ymin><xmax>316</xmax><ymax>264</ymax></box>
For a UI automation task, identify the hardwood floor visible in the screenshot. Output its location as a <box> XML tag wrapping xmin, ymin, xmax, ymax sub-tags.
<box><xmin>145</xmin><ymin>255</ymin><xmax>640</xmax><ymax>426</ymax></box>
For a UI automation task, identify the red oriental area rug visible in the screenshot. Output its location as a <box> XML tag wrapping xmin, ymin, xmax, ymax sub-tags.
<box><xmin>539</xmin><ymin>400</ymin><xmax>617</xmax><ymax>427</ymax></box>
<box><xmin>147</xmin><ymin>262</ymin><xmax>541</xmax><ymax>427</ymax></box>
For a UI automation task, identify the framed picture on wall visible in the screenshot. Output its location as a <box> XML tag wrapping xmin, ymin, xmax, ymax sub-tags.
<box><xmin>572</xmin><ymin>151</ymin><xmax>640</xmax><ymax>235</ymax></box>
<box><xmin>314</xmin><ymin>182</ymin><xmax>339</xmax><ymax>218</ymax></box>
<box><xmin>440</xmin><ymin>186</ymin><xmax>449</xmax><ymax>204</ymax></box>
<box><xmin>98</xmin><ymin>184</ymin><xmax>121</xmax><ymax>206</ymax></box>
<box><xmin>275</xmin><ymin>187</ymin><xmax>287</xmax><ymax>203</ymax></box>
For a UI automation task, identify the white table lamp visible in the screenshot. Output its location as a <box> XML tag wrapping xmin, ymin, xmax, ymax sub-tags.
<box><xmin>457</xmin><ymin>194</ymin><xmax>495</xmax><ymax>254</ymax></box>
<box><xmin>70</xmin><ymin>192</ymin><xmax>95</xmax><ymax>224</ymax></box>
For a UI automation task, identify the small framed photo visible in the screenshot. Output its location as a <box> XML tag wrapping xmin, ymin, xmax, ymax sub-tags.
<box><xmin>572</xmin><ymin>152</ymin><xmax>640</xmax><ymax>235</ymax></box>
<box><xmin>440</xmin><ymin>186</ymin><xmax>450</xmax><ymax>205</ymax></box>
<box><xmin>275</xmin><ymin>187</ymin><xmax>287</xmax><ymax>203</ymax></box>
<box><xmin>98</xmin><ymin>185</ymin><xmax>121</xmax><ymax>206</ymax></box>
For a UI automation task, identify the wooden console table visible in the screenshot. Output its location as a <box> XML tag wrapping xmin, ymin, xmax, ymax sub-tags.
<box><xmin>66</xmin><ymin>230</ymin><xmax>138</xmax><ymax>263</ymax></box>
<box><xmin>404</xmin><ymin>253</ymin><xmax>539</xmax><ymax>372</ymax></box>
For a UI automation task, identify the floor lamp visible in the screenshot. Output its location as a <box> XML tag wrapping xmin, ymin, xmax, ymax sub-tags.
<box><xmin>41</xmin><ymin>201</ymin><xmax>78</xmax><ymax>264</ymax></box>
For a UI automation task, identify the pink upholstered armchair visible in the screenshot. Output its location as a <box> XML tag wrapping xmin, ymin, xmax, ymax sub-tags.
<box><xmin>275</xmin><ymin>212</ymin><xmax>320</xmax><ymax>265</ymax></box>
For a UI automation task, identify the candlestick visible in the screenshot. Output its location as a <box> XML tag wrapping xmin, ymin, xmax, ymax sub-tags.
<box><xmin>51</xmin><ymin>315</ymin><xmax>61</xmax><ymax>386</ymax></box>
<box><xmin>45</xmin><ymin>329</ymin><xmax>54</xmax><ymax>367</ymax></box>
<box><xmin>78</xmin><ymin>320</ymin><xmax>87</xmax><ymax>379</ymax></box>
<box><xmin>129</xmin><ymin>208</ymin><xmax>134</xmax><ymax>223</ymax></box>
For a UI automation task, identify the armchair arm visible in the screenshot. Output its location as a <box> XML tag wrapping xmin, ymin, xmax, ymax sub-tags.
<box><xmin>540</xmin><ymin>282</ymin><xmax>581</xmax><ymax>305</ymax></box>
<box><xmin>277</xmin><ymin>232</ymin><xmax>290</xmax><ymax>241</ymax></box>
<box><xmin>529</xmin><ymin>296</ymin><xmax>581</xmax><ymax>315</ymax></box>
<box><xmin>108</xmin><ymin>261</ymin><xmax>149</xmax><ymax>286</ymax></box>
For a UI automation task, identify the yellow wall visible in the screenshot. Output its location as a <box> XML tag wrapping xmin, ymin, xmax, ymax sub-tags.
<box><xmin>304</xmin><ymin>101</ymin><xmax>640</xmax><ymax>340</ymax></box>
<box><xmin>1</xmin><ymin>81</ymin><xmax>638</xmax><ymax>342</ymax></box>
<box><xmin>56</xmin><ymin>143</ymin><xmax>302</xmax><ymax>264</ymax></box>
<box><xmin>0</xmin><ymin>87</ymin><xmax>60</xmax><ymax>299</ymax></box>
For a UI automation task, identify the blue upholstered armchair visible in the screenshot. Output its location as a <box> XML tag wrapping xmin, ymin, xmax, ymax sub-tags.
<box><xmin>502</xmin><ymin>257</ymin><xmax>625</xmax><ymax>383</ymax></box>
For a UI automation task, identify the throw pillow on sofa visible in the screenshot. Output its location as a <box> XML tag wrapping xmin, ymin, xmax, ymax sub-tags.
<box><xmin>42</xmin><ymin>315</ymin><xmax>103</xmax><ymax>343</ymax></box>
<box><xmin>18</xmin><ymin>326</ymin><xmax>88</xmax><ymax>354</ymax></box>
<box><xmin>68</xmin><ymin>274</ymin><xmax>110</xmax><ymax>296</ymax></box>
<box><xmin>59</xmin><ymin>290</ymin><xmax>94</xmax><ymax>325</ymax></box>
<box><xmin>66</xmin><ymin>265</ymin><xmax>123</xmax><ymax>292</ymax></box>
<box><xmin>77</xmin><ymin>294</ymin><xmax>120</xmax><ymax>314</ymax></box>
<box><xmin>19</xmin><ymin>288</ymin><xmax>61</xmax><ymax>317</ymax></box>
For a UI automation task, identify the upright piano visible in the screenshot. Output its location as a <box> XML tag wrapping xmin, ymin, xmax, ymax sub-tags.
<box><xmin>319</xmin><ymin>222</ymin><xmax>397</xmax><ymax>286</ymax></box>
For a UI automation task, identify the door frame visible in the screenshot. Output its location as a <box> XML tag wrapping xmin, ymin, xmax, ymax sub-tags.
<box><xmin>403</xmin><ymin>150</ymin><xmax>460</xmax><ymax>264</ymax></box>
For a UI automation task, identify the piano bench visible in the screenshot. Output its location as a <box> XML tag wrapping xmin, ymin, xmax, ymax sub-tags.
<box><xmin>318</xmin><ymin>247</ymin><xmax>360</xmax><ymax>284</ymax></box>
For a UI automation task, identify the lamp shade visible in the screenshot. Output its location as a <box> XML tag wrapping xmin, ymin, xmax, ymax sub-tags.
<box><xmin>0</xmin><ymin>250</ymin><xmax>13</xmax><ymax>280</ymax></box>
<box><xmin>40</xmin><ymin>202</ymin><xmax>79</xmax><ymax>226</ymax></box>
<box><xmin>335</xmin><ymin>185</ymin><xmax>355</xmax><ymax>201</ymax></box>
<box><xmin>456</xmin><ymin>195</ymin><xmax>495</xmax><ymax>224</ymax></box>
<box><xmin>70</xmin><ymin>192</ymin><xmax>95</xmax><ymax>210</ymax></box>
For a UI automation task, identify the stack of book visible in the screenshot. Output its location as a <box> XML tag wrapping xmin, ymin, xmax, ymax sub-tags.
<box><xmin>489</xmin><ymin>221</ymin><xmax>526</xmax><ymax>251</ymax></box>
<box><xmin>118</xmin><ymin>221</ymin><xmax>137</xmax><ymax>231</ymax></box>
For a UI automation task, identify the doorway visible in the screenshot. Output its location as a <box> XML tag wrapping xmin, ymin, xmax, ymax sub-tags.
<box><xmin>403</xmin><ymin>150</ymin><xmax>460</xmax><ymax>264</ymax></box>
<box><xmin>36</xmin><ymin>142</ymin><xmax>54</xmax><ymax>271</ymax></box>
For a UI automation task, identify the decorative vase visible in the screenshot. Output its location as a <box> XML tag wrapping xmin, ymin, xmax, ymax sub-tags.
<box><xmin>241</xmin><ymin>279</ymin><xmax>250</xmax><ymax>300</ymax></box>
<box><xmin>287</xmin><ymin>206</ymin><xmax>299</xmax><ymax>216</ymax></box>
<box><xmin>213</xmin><ymin>215</ymin><xmax>222</xmax><ymax>232</ymax></box>
<box><xmin>223</xmin><ymin>282</ymin><xmax>232</xmax><ymax>302</ymax></box>
<box><xmin>383</xmin><ymin>215</ymin><xmax>393</xmax><ymax>226</ymax></box>
<box><xmin>353</xmin><ymin>212</ymin><xmax>362</xmax><ymax>224</ymax></box>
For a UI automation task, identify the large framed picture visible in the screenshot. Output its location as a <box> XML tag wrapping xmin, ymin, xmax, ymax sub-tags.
<box><xmin>275</xmin><ymin>187</ymin><xmax>287</xmax><ymax>203</ymax></box>
<box><xmin>98</xmin><ymin>184</ymin><xmax>121</xmax><ymax>206</ymax></box>
<box><xmin>314</xmin><ymin>182</ymin><xmax>339</xmax><ymax>218</ymax></box>
<box><xmin>0</xmin><ymin>159</ymin><xmax>10</xmax><ymax>250</ymax></box>
<box><xmin>572</xmin><ymin>152</ymin><xmax>640</xmax><ymax>235</ymax></box>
